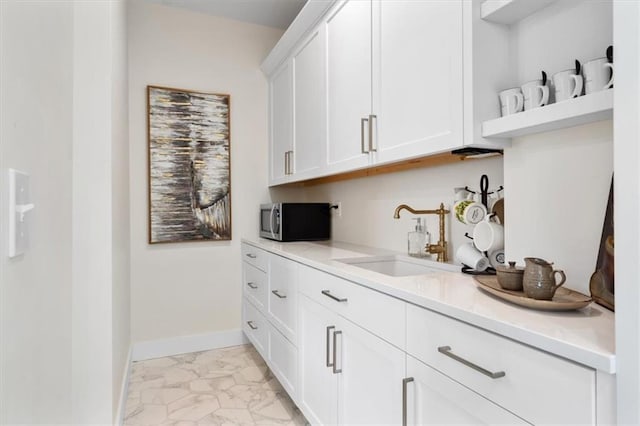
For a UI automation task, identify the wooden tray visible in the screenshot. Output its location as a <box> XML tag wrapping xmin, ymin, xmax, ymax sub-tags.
<box><xmin>473</xmin><ymin>275</ymin><xmax>593</xmax><ymax>311</ymax></box>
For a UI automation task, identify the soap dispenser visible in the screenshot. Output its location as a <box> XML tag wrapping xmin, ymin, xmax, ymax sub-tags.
<box><xmin>408</xmin><ymin>218</ymin><xmax>430</xmax><ymax>258</ymax></box>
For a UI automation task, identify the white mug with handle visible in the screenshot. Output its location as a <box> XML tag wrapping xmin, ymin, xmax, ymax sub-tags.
<box><xmin>521</xmin><ymin>79</ymin><xmax>549</xmax><ymax>110</ymax></box>
<box><xmin>583</xmin><ymin>57</ymin><xmax>614</xmax><ymax>94</ymax></box>
<box><xmin>553</xmin><ymin>69</ymin><xmax>584</xmax><ymax>102</ymax></box>
<box><xmin>499</xmin><ymin>88</ymin><xmax>524</xmax><ymax>116</ymax></box>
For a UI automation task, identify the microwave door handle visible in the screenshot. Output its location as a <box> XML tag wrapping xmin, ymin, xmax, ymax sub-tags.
<box><xmin>270</xmin><ymin>205</ymin><xmax>277</xmax><ymax>239</ymax></box>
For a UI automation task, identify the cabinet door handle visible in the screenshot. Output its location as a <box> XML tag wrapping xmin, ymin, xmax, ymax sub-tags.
<box><xmin>437</xmin><ymin>346</ymin><xmax>506</xmax><ymax>379</ymax></box>
<box><xmin>402</xmin><ymin>377</ymin><xmax>414</xmax><ymax>426</ymax></box>
<box><xmin>284</xmin><ymin>152</ymin><xmax>288</xmax><ymax>175</ymax></box>
<box><xmin>321</xmin><ymin>290</ymin><xmax>347</xmax><ymax>303</ymax></box>
<box><xmin>361</xmin><ymin>117</ymin><xmax>370</xmax><ymax>154</ymax></box>
<box><xmin>326</xmin><ymin>325</ymin><xmax>335</xmax><ymax>367</ymax></box>
<box><xmin>369</xmin><ymin>114</ymin><xmax>377</xmax><ymax>152</ymax></box>
<box><xmin>332</xmin><ymin>330</ymin><xmax>342</xmax><ymax>374</ymax></box>
<box><xmin>245</xmin><ymin>253</ymin><xmax>257</xmax><ymax>259</ymax></box>
<box><xmin>247</xmin><ymin>282</ymin><xmax>258</xmax><ymax>289</ymax></box>
<box><xmin>271</xmin><ymin>289</ymin><xmax>287</xmax><ymax>299</ymax></box>
<box><xmin>286</xmin><ymin>150</ymin><xmax>294</xmax><ymax>175</ymax></box>
<box><xmin>247</xmin><ymin>320</ymin><xmax>258</xmax><ymax>330</ymax></box>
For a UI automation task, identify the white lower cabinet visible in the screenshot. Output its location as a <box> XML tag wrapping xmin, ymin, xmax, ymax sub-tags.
<box><xmin>405</xmin><ymin>355</ymin><xmax>528</xmax><ymax>425</ymax></box>
<box><xmin>298</xmin><ymin>295</ymin><xmax>405</xmax><ymax>425</ymax></box>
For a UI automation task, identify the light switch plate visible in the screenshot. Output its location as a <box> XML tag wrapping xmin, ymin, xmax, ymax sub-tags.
<box><xmin>8</xmin><ymin>168</ymin><xmax>32</xmax><ymax>258</ymax></box>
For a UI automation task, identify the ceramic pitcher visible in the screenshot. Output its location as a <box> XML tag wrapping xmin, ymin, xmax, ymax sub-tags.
<box><xmin>523</xmin><ymin>257</ymin><xmax>566</xmax><ymax>300</ymax></box>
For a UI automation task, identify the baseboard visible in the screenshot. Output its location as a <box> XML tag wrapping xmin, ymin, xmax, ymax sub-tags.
<box><xmin>131</xmin><ymin>329</ymin><xmax>249</xmax><ymax>361</ymax></box>
<box><xmin>115</xmin><ymin>345</ymin><xmax>133</xmax><ymax>426</ymax></box>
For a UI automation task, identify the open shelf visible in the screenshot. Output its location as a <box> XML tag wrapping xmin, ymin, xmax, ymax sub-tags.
<box><xmin>482</xmin><ymin>89</ymin><xmax>613</xmax><ymax>139</ymax></box>
<box><xmin>480</xmin><ymin>0</ymin><xmax>558</xmax><ymax>25</ymax></box>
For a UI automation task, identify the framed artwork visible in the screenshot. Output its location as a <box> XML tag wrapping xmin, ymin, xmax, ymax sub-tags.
<box><xmin>147</xmin><ymin>85</ymin><xmax>231</xmax><ymax>244</ymax></box>
<box><xmin>589</xmin><ymin>177</ymin><xmax>614</xmax><ymax>311</ymax></box>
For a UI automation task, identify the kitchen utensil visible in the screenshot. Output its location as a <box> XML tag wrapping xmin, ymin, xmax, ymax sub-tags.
<box><xmin>553</xmin><ymin>69</ymin><xmax>583</xmax><ymax>102</ymax></box>
<box><xmin>491</xmin><ymin>197</ymin><xmax>505</xmax><ymax>225</ymax></box>
<box><xmin>521</xmin><ymin>79</ymin><xmax>549</xmax><ymax>110</ymax></box>
<box><xmin>523</xmin><ymin>257</ymin><xmax>567</xmax><ymax>300</ymax></box>
<box><xmin>496</xmin><ymin>261</ymin><xmax>524</xmax><ymax>291</ymax></box>
<box><xmin>473</xmin><ymin>275</ymin><xmax>593</xmax><ymax>311</ymax></box>
<box><xmin>499</xmin><ymin>88</ymin><xmax>524</xmax><ymax>116</ymax></box>
<box><xmin>454</xmin><ymin>197</ymin><xmax>486</xmax><ymax>225</ymax></box>
<box><xmin>456</xmin><ymin>243</ymin><xmax>490</xmax><ymax>272</ymax></box>
<box><xmin>472</xmin><ymin>215</ymin><xmax>504</xmax><ymax>252</ymax></box>
<box><xmin>583</xmin><ymin>57</ymin><xmax>614</xmax><ymax>94</ymax></box>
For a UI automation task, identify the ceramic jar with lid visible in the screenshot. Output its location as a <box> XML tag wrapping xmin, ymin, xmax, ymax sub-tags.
<box><xmin>496</xmin><ymin>261</ymin><xmax>525</xmax><ymax>291</ymax></box>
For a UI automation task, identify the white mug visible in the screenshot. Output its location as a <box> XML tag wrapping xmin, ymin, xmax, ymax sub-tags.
<box><xmin>456</xmin><ymin>243</ymin><xmax>490</xmax><ymax>271</ymax></box>
<box><xmin>553</xmin><ymin>69</ymin><xmax>583</xmax><ymax>102</ymax></box>
<box><xmin>521</xmin><ymin>79</ymin><xmax>549</xmax><ymax>110</ymax></box>
<box><xmin>499</xmin><ymin>88</ymin><xmax>524</xmax><ymax>116</ymax></box>
<box><xmin>488</xmin><ymin>248</ymin><xmax>505</xmax><ymax>269</ymax></box>
<box><xmin>454</xmin><ymin>195</ymin><xmax>487</xmax><ymax>226</ymax></box>
<box><xmin>473</xmin><ymin>215</ymin><xmax>505</xmax><ymax>252</ymax></box>
<box><xmin>583</xmin><ymin>57</ymin><xmax>614</xmax><ymax>94</ymax></box>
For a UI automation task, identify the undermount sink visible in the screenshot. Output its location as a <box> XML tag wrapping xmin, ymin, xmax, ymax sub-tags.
<box><xmin>335</xmin><ymin>255</ymin><xmax>458</xmax><ymax>277</ymax></box>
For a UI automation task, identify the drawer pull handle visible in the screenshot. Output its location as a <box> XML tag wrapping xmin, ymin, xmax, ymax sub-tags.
<box><xmin>321</xmin><ymin>290</ymin><xmax>348</xmax><ymax>303</ymax></box>
<box><xmin>402</xmin><ymin>377</ymin><xmax>414</xmax><ymax>426</ymax></box>
<box><xmin>326</xmin><ymin>325</ymin><xmax>335</xmax><ymax>367</ymax></box>
<box><xmin>247</xmin><ymin>321</ymin><xmax>258</xmax><ymax>330</ymax></box>
<box><xmin>332</xmin><ymin>330</ymin><xmax>342</xmax><ymax>374</ymax></box>
<box><xmin>245</xmin><ymin>253</ymin><xmax>257</xmax><ymax>259</ymax></box>
<box><xmin>247</xmin><ymin>282</ymin><xmax>258</xmax><ymax>289</ymax></box>
<box><xmin>271</xmin><ymin>290</ymin><xmax>287</xmax><ymax>299</ymax></box>
<box><xmin>437</xmin><ymin>346</ymin><xmax>505</xmax><ymax>379</ymax></box>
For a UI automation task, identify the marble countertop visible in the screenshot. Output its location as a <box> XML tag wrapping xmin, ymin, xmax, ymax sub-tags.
<box><xmin>242</xmin><ymin>238</ymin><xmax>616</xmax><ymax>374</ymax></box>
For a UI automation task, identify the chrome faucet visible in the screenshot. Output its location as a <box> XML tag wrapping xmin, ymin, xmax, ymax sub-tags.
<box><xmin>393</xmin><ymin>203</ymin><xmax>450</xmax><ymax>263</ymax></box>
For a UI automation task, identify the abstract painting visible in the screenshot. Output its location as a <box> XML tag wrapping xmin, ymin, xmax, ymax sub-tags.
<box><xmin>147</xmin><ymin>86</ymin><xmax>231</xmax><ymax>244</ymax></box>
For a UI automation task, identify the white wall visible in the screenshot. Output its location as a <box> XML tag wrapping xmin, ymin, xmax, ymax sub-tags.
<box><xmin>71</xmin><ymin>1</ymin><xmax>131</xmax><ymax>423</ymax></box>
<box><xmin>302</xmin><ymin>157</ymin><xmax>504</xmax><ymax>262</ymax></box>
<box><xmin>0</xmin><ymin>2</ymin><xmax>74</xmax><ymax>423</ymax></box>
<box><xmin>128</xmin><ymin>2</ymin><xmax>283</xmax><ymax>344</ymax></box>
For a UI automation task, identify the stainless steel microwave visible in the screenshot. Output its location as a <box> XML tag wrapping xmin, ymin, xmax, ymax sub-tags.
<box><xmin>260</xmin><ymin>203</ymin><xmax>331</xmax><ymax>242</ymax></box>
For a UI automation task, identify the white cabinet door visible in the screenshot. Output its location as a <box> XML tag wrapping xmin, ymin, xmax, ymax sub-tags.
<box><xmin>406</xmin><ymin>356</ymin><xmax>529</xmax><ymax>425</ymax></box>
<box><xmin>269</xmin><ymin>60</ymin><xmax>293</xmax><ymax>185</ymax></box>
<box><xmin>298</xmin><ymin>296</ymin><xmax>339</xmax><ymax>426</ymax></box>
<box><xmin>372</xmin><ymin>0</ymin><xmax>464</xmax><ymax>165</ymax></box>
<box><xmin>325</xmin><ymin>0</ymin><xmax>372</xmax><ymax>174</ymax></box>
<box><xmin>337</xmin><ymin>316</ymin><xmax>406</xmax><ymax>425</ymax></box>
<box><xmin>269</xmin><ymin>254</ymin><xmax>298</xmax><ymax>343</ymax></box>
<box><xmin>292</xmin><ymin>28</ymin><xmax>326</xmax><ymax>178</ymax></box>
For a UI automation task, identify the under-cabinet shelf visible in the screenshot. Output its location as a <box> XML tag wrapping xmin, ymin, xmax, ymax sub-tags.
<box><xmin>482</xmin><ymin>89</ymin><xmax>613</xmax><ymax>139</ymax></box>
<box><xmin>480</xmin><ymin>0</ymin><xmax>558</xmax><ymax>25</ymax></box>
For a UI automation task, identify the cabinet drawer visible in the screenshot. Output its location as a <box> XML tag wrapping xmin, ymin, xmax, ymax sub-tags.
<box><xmin>407</xmin><ymin>304</ymin><xmax>595</xmax><ymax>425</ymax></box>
<box><xmin>242</xmin><ymin>297</ymin><xmax>268</xmax><ymax>359</ymax></box>
<box><xmin>269</xmin><ymin>254</ymin><xmax>298</xmax><ymax>343</ymax></box>
<box><xmin>242</xmin><ymin>263</ymin><xmax>268</xmax><ymax>313</ymax></box>
<box><xmin>241</xmin><ymin>243</ymin><xmax>269</xmax><ymax>272</ymax></box>
<box><xmin>269</xmin><ymin>324</ymin><xmax>298</xmax><ymax>398</ymax></box>
<box><xmin>299</xmin><ymin>265</ymin><xmax>405</xmax><ymax>349</ymax></box>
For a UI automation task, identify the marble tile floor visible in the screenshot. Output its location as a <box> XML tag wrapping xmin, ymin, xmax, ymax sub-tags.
<box><xmin>124</xmin><ymin>344</ymin><xmax>308</xmax><ymax>426</ymax></box>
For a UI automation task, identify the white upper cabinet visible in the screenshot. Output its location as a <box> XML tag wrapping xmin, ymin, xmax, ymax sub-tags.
<box><xmin>269</xmin><ymin>60</ymin><xmax>293</xmax><ymax>185</ymax></box>
<box><xmin>372</xmin><ymin>0</ymin><xmax>464</xmax><ymax>165</ymax></box>
<box><xmin>292</xmin><ymin>28</ymin><xmax>326</xmax><ymax>179</ymax></box>
<box><xmin>325</xmin><ymin>0</ymin><xmax>373</xmax><ymax>174</ymax></box>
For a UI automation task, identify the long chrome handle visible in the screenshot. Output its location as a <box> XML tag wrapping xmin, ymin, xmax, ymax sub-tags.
<box><xmin>437</xmin><ymin>346</ymin><xmax>505</xmax><ymax>379</ymax></box>
<box><xmin>245</xmin><ymin>253</ymin><xmax>257</xmax><ymax>259</ymax></box>
<box><xmin>369</xmin><ymin>114</ymin><xmax>377</xmax><ymax>152</ymax></box>
<box><xmin>271</xmin><ymin>289</ymin><xmax>287</xmax><ymax>299</ymax></box>
<box><xmin>247</xmin><ymin>320</ymin><xmax>258</xmax><ymax>330</ymax></box>
<box><xmin>247</xmin><ymin>282</ymin><xmax>258</xmax><ymax>289</ymax></box>
<box><xmin>326</xmin><ymin>325</ymin><xmax>335</xmax><ymax>367</ymax></box>
<box><xmin>284</xmin><ymin>151</ymin><xmax>288</xmax><ymax>175</ymax></box>
<box><xmin>287</xmin><ymin>150</ymin><xmax>294</xmax><ymax>174</ymax></box>
<box><xmin>402</xmin><ymin>377</ymin><xmax>414</xmax><ymax>426</ymax></box>
<box><xmin>321</xmin><ymin>290</ymin><xmax>348</xmax><ymax>303</ymax></box>
<box><xmin>361</xmin><ymin>117</ymin><xmax>370</xmax><ymax>154</ymax></box>
<box><xmin>332</xmin><ymin>330</ymin><xmax>342</xmax><ymax>374</ymax></box>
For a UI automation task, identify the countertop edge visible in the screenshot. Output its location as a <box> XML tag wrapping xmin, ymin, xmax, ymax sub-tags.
<box><xmin>241</xmin><ymin>238</ymin><xmax>616</xmax><ymax>374</ymax></box>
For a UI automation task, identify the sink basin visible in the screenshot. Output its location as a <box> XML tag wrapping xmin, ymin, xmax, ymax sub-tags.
<box><xmin>335</xmin><ymin>255</ymin><xmax>457</xmax><ymax>277</ymax></box>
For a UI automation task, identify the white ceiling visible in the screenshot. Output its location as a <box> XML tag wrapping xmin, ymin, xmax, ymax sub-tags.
<box><xmin>146</xmin><ymin>0</ymin><xmax>307</xmax><ymax>29</ymax></box>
